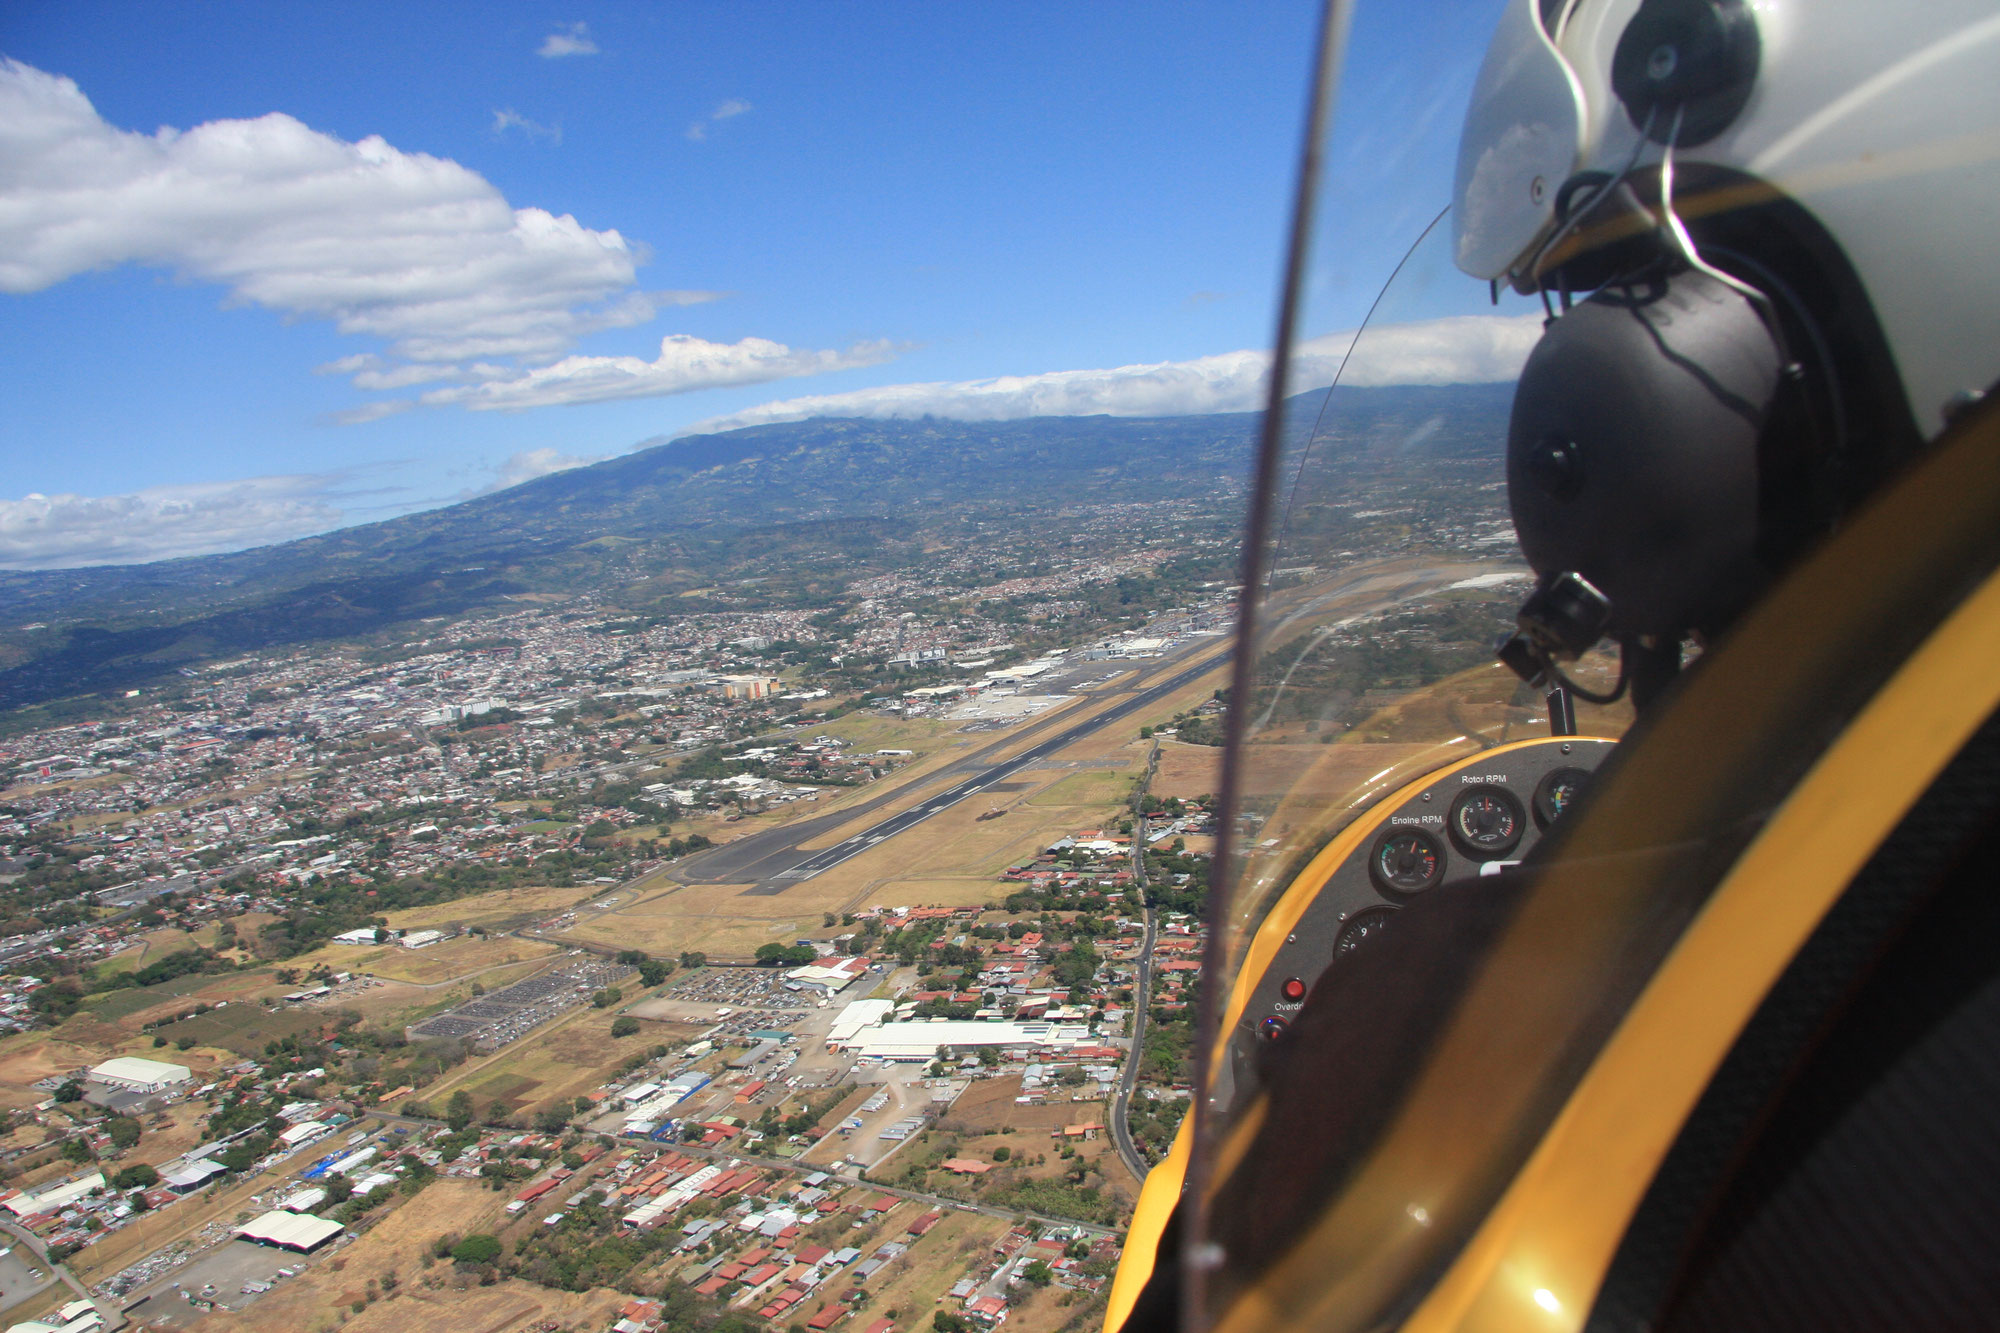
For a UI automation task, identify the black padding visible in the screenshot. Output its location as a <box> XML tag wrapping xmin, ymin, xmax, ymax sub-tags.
<box><xmin>1589</xmin><ymin>709</ymin><xmax>2000</xmax><ymax>1331</ymax></box>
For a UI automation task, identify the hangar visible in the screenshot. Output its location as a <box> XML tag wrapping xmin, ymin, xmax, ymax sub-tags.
<box><xmin>236</xmin><ymin>1209</ymin><xmax>344</xmax><ymax>1252</ymax></box>
<box><xmin>87</xmin><ymin>1057</ymin><xmax>192</xmax><ymax>1094</ymax></box>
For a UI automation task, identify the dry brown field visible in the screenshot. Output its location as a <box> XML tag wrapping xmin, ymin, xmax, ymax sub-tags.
<box><xmin>1150</xmin><ymin>741</ymin><xmax>1223</xmax><ymax>800</ymax></box>
<box><xmin>557</xmin><ymin>879</ymin><xmax>814</xmax><ymax>959</ymax></box>
<box><xmin>836</xmin><ymin>1207</ymin><xmax>1012</xmax><ymax>1329</ymax></box>
<box><xmin>192</xmin><ymin>1182</ymin><xmax>624</xmax><ymax>1333</ymax></box>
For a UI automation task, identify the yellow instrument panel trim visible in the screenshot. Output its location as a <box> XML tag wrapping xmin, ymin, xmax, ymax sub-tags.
<box><xmin>1212</xmin><ymin>737</ymin><xmax>1602</xmax><ymax>1069</ymax></box>
<box><xmin>1405</xmin><ymin>562</ymin><xmax>2000</xmax><ymax>1332</ymax></box>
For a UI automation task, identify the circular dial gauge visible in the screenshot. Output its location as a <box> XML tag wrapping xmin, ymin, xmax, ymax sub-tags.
<box><xmin>1370</xmin><ymin>828</ymin><xmax>1446</xmax><ymax>894</ymax></box>
<box><xmin>1534</xmin><ymin>766</ymin><xmax>1592</xmax><ymax>828</ymax></box>
<box><xmin>1335</xmin><ymin>904</ymin><xmax>1401</xmax><ymax>957</ymax></box>
<box><xmin>1448</xmin><ymin>785</ymin><xmax>1525</xmax><ymax>858</ymax></box>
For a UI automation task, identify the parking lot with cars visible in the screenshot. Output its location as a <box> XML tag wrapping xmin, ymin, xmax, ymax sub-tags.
<box><xmin>406</xmin><ymin>953</ymin><xmax>632</xmax><ymax>1048</ymax></box>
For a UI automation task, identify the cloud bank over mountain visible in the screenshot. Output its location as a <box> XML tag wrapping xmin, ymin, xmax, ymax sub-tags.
<box><xmin>686</xmin><ymin>313</ymin><xmax>1541</xmax><ymax>433</ymax></box>
<box><xmin>0</xmin><ymin>475</ymin><xmax>349</xmax><ymax>570</ymax></box>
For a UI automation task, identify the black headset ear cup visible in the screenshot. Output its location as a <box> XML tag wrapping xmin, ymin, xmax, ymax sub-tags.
<box><xmin>1612</xmin><ymin>0</ymin><xmax>1760</xmax><ymax>146</ymax></box>
<box><xmin>1507</xmin><ymin>268</ymin><xmax>1784</xmax><ymax>641</ymax></box>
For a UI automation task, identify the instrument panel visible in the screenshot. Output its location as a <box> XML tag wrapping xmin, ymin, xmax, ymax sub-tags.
<box><xmin>1220</xmin><ymin>736</ymin><xmax>1618</xmax><ymax>1109</ymax></box>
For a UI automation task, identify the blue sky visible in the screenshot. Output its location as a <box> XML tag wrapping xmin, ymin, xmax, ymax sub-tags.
<box><xmin>0</xmin><ymin>2</ymin><xmax>1509</xmax><ymax>569</ymax></box>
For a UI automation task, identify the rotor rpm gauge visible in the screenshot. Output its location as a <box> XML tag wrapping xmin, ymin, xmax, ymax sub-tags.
<box><xmin>1448</xmin><ymin>785</ymin><xmax>1525</xmax><ymax>858</ymax></box>
<box><xmin>1533</xmin><ymin>766</ymin><xmax>1592</xmax><ymax>828</ymax></box>
<box><xmin>1370</xmin><ymin>828</ymin><xmax>1446</xmax><ymax>894</ymax></box>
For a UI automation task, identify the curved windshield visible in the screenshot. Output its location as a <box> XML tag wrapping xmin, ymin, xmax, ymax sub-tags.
<box><xmin>1215</xmin><ymin>213</ymin><xmax>1634</xmax><ymax>999</ymax></box>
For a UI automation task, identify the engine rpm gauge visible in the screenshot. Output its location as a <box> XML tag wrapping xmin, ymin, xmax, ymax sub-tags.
<box><xmin>1370</xmin><ymin>828</ymin><xmax>1446</xmax><ymax>894</ymax></box>
<box><xmin>1533</xmin><ymin>767</ymin><xmax>1592</xmax><ymax>828</ymax></box>
<box><xmin>1448</xmin><ymin>785</ymin><xmax>1525</xmax><ymax>858</ymax></box>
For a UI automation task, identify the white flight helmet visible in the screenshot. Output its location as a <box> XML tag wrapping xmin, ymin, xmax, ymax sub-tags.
<box><xmin>1457</xmin><ymin>0</ymin><xmax>2000</xmax><ymax>700</ymax></box>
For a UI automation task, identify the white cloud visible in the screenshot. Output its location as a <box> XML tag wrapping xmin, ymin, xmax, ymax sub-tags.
<box><xmin>0</xmin><ymin>57</ymin><xmax>648</xmax><ymax>368</ymax></box>
<box><xmin>537</xmin><ymin>22</ymin><xmax>599</xmax><ymax>58</ymax></box>
<box><xmin>481</xmin><ymin>447</ymin><xmax>608</xmax><ymax>494</ymax></box>
<box><xmin>423</xmin><ymin>333</ymin><xmax>898</xmax><ymax>412</ymax></box>
<box><xmin>0</xmin><ymin>59</ymin><xmax>855</xmax><ymax>420</ymax></box>
<box><xmin>687</xmin><ymin>98</ymin><xmax>753</xmax><ymax>141</ymax></box>
<box><xmin>685</xmin><ymin>313</ymin><xmax>1541</xmax><ymax>434</ymax></box>
<box><xmin>491</xmin><ymin>107</ymin><xmax>561</xmax><ymax>145</ymax></box>
<box><xmin>0</xmin><ymin>475</ymin><xmax>350</xmax><ymax>569</ymax></box>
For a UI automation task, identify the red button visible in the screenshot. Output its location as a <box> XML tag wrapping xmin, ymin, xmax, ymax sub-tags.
<box><xmin>1259</xmin><ymin>1016</ymin><xmax>1288</xmax><ymax>1040</ymax></box>
<box><xmin>1281</xmin><ymin>977</ymin><xmax>1307</xmax><ymax>1002</ymax></box>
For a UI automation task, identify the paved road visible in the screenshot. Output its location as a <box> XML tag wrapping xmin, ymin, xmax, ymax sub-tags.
<box><xmin>0</xmin><ymin>1216</ymin><xmax>118</xmax><ymax>1330</ymax></box>
<box><xmin>1109</xmin><ymin>905</ymin><xmax>1158</xmax><ymax>1184</ymax></box>
<box><xmin>739</xmin><ymin>646</ymin><xmax>1230</xmax><ymax>895</ymax></box>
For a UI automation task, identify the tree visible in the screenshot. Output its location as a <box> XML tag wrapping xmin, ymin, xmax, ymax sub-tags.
<box><xmin>1022</xmin><ymin>1259</ymin><xmax>1053</xmax><ymax>1287</ymax></box>
<box><xmin>636</xmin><ymin>959</ymin><xmax>669</xmax><ymax>987</ymax></box>
<box><xmin>326</xmin><ymin>1174</ymin><xmax>355</xmax><ymax>1203</ymax></box>
<box><xmin>105</xmin><ymin>1116</ymin><xmax>142</xmax><ymax>1150</ymax></box>
<box><xmin>992</xmin><ymin>1146</ymin><xmax>1010</xmax><ymax>1162</ymax></box>
<box><xmin>592</xmin><ymin>986</ymin><xmax>623</xmax><ymax>1009</ymax></box>
<box><xmin>53</xmin><ymin>1081</ymin><xmax>82</xmax><ymax>1104</ymax></box>
<box><xmin>450</xmin><ymin>1233</ymin><xmax>503</xmax><ymax>1265</ymax></box>
<box><xmin>933</xmin><ymin>1314</ymin><xmax>970</xmax><ymax>1333</ymax></box>
<box><xmin>60</xmin><ymin>1138</ymin><xmax>93</xmax><ymax>1164</ymax></box>
<box><xmin>679</xmin><ymin>951</ymin><xmax>707</xmax><ymax>969</ymax></box>
<box><xmin>446</xmin><ymin>1089</ymin><xmax>476</xmax><ymax>1132</ymax></box>
<box><xmin>610</xmin><ymin>1016</ymin><xmax>640</xmax><ymax>1038</ymax></box>
<box><xmin>112</xmin><ymin>1163</ymin><xmax>158</xmax><ymax>1190</ymax></box>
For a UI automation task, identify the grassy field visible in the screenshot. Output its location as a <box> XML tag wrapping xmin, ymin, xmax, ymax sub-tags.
<box><xmin>81</xmin><ymin>972</ymin><xmax>221</xmax><ymax>1022</ymax></box>
<box><xmin>1024</xmin><ymin>769</ymin><xmax>1138</xmax><ymax>808</ymax></box>
<box><xmin>376</xmin><ymin>883</ymin><xmax>602</xmax><ymax>933</ymax></box>
<box><xmin>417</xmin><ymin>999</ymin><xmax>705</xmax><ymax>1121</ymax></box>
<box><xmin>334</xmin><ymin>934</ymin><xmax>560</xmax><ymax>985</ymax></box>
<box><xmin>149</xmin><ymin>1001</ymin><xmax>329</xmax><ymax>1057</ymax></box>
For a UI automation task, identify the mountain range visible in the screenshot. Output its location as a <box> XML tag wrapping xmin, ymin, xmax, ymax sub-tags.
<box><xmin>0</xmin><ymin>382</ymin><xmax>1513</xmax><ymax>712</ymax></box>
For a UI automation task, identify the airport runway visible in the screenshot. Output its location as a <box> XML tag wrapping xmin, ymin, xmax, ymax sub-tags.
<box><xmin>668</xmin><ymin>561</ymin><xmax>1488</xmax><ymax>899</ymax></box>
<box><xmin>668</xmin><ymin>638</ymin><xmax>1230</xmax><ymax>895</ymax></box>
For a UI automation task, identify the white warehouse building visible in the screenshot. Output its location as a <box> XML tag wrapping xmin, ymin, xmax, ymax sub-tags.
<box><xmin>88</xmin><ymin>1057</ymin><xmax>193</xmax><ymax>1094</ymax></box>
<box><xmin>843</xmin><ymin>1019</ymin><xmax>1093</xmax><ymax>1063</ymax></box>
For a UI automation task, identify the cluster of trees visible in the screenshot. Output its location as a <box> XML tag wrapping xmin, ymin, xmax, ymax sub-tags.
<box><xmin>617</xmin><ymin>949</ymin><xmax>673</xmax><ymax>987</ymax></box>
<box><xmin>1143</xmin><ymin>849</ymin><xmax>1210</xmax><ymax>918</ymax></box>
<box><xmin>753</xmin><ymin>943</ymin><xmax>818</xmax><ymax>967</ymax></box>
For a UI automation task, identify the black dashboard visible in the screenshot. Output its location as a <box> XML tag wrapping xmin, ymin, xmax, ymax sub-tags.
<box><xmin>1215</xmin><ymin>735</ymin><xmax>1619</xmax><ymax>1112</ymax></box>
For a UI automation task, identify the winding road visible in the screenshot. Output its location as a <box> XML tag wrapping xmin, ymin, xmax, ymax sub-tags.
<box><xmin>1109</xmin><ymin>905</ymin><xmax>1158</xmax><ymax>1184</ymax></box>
